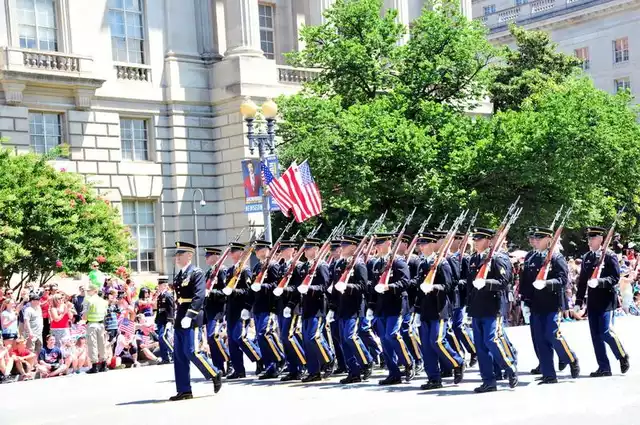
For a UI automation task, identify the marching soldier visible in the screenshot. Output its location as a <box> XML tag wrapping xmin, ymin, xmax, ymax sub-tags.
<box><xmin>155</xmin><ymin>277</ymin><xmax>174</xmax><ymax>364</ymax></box>
<box><xmin>527</xmin><ymin>227</ymin><xmax>580</xmax><ymax>383</ymax></box>
<box><xmin>520</xmin><ymin>230</ymin><xmax>543</xmax><ymax>374</ymax></box>
<box><xmin>250</xmin><ymin>239</ymin><xmax>285</xmax><ymax>379</ymax></box>
<box><xmin>299</xmin><ymin>237</ymin><xmax>335</xmax><ymax>382</ymax></box>
<box><xmin>575</xmin><ymin>226</ymin><xmax>630</xmax><ymax>377</ymax></box>
<box><xmin>414</xmin><ymin>232</ymin><xmax>465</xmax><ymax>390</ymax></box>
<box><xmin>326</xmin><ymin>239</ymin><xmax>347</xmax><ymax>375</ymax></box>
<box><xmin>450</xmin><ymin>232</ymin><xmax>477</xmax><ymax>367</ymax></box>
<box><xmin>203</xmin><ymin>247</ymin><xmax>230</xmax><ymax>376</ymax></box>
<box><xmin>397</xmin><ymin>234</ymin><xmax>424</xmax><ymax>373</ymax></box>
<box><xmin>371</xmin><ymin>233</ymin><xmax>415</xmax><ymax>385</ymax></box>
<box><xmin>333</xmin><ymin>235</ymin><xmax>373</xmax><ymax>383</ymax></box>
<box><xmin>467</xmin><ymin>229</ymin><xmax>518</xmax><ymax>393</ymax></box>
<box><xmin>225</xmin><ymin>242</ymin><xmax>261</xmax><ymax>379</ymax></box>
<box><xmin>361</xmin><ymin>244</ymin><xmax>383</xmax><ymax>367</ymax></box>
<box><xmin>169</xmin><ymin>242</ymin><xmax>222</xmax><ymax>401</ymax></box>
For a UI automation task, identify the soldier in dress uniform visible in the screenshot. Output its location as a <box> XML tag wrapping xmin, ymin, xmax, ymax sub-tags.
<box><xmin>397</xmin><ymin>234</ymin><xmax>424</xmax><ymax>373</ymax></box>
<box><xmin>298</xmin><ymin>237</ymin><xmax>335</xmax><ymax>382</ymax></box>
<box><xmin>414</xmin><ymin>231</ymin><xmax>465</xmax><ymax>389</ymax></box>
<box><xmin>520</xmin><ymin>229</ymin><xmax>543</xmax><ymax>374</ymax></box>
<box><xmin>450</xmin><ymin>232</ymin><xmax>477</xmax><ymax>367</ymax></box>
<box><xmin>467</xmin><ymin>229</ymin><xmax>518</xmax><ymax>393</ymax></box>
<box><xmin>575</xmin><ymin>226</ymin><xmax>630</xmax><ymax>377</ymax></box>
<box><xmin>250</xmin><ymin>239</ymin><xmax>286</xmax><ymax>380</ymax></box>
<box><xmin>224</xmin><ymin>242</ymin><xmax>261</xmax><ymax>379</ymax></box>
<box><xmin>326</xmin><ymin>240</ymin><xmax>347</xmax><ymax>375</ymax></box>
<box><xmin>361</xmin><ymin>243</ymin><xmax>383</xmax><ymax>367</ymax></box>
<box><xmin>169</xmin><ymin>242</ymin><xmax>222</xmax><ymax>401</ymax></box>
<box><xmin>155</xmin><ymin>276</ymin><xmax>174</xmax><ymax>364</ymax></box>
<box><xmin>527</xmin><ymin>227</ymin><xmax>580</xmax><ymax>384</ymax></box>
<box><xmin>203</xmin><ymin>247</ymin><xmax>230</xmax><ymax>376</ymax></box>
<box><xmin>334</xmin><ymin>235</ymin><xmax>373</xmax><ymax>384</ymax></box>
<box><xmin>275</xmin><ymin>240</ymin><xmax>307</xmax><ymax>381</ymax></box>
<box><xmin>371</xmin><ymin>233</ymin><xmax>415</xmax><ymax>385</ymax></box>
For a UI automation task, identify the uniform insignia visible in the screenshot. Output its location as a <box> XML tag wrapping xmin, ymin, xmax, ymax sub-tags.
<box><xmin>500</xmin><ymin>267</ymin><xmax>506</xmax><ymax>276</ymax></box>
<box><xmin>181</xmin><ymin>278</ymin><xmax>189</xmax><ymax>287</ymax></box>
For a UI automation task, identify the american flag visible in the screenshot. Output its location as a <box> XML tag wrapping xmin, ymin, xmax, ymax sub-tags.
<box><xmin>70</xmin><ymin>324</ymin><xmax>86</xmax><ymax>339</ymax></box>
<box><xmin>262</xmin><ymin>160</ymin><xmax>297</xmax><ymax>217</ymax></box>
<box><xmin>118</xmin><ymin>317</ymin><xmax>135</xmax><ymax>336</ymax></box>
<box><xmin>284</xmin><ymin>161</ymin><xmax>322</xmax><ymax>222</ymax></box>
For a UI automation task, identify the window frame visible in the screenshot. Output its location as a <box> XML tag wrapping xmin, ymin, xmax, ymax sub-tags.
<box><xmin>614</xmin><ymin>77</ymin><xmax>631</xmax><ymax>93</ymax></box>
<box><xmin>7</xmin><ymin>0</ymin><xmax>71</xmax><ymax>52</ymax></box>
<box><xmin>483</xmin><ymin>4</ymin><xmax>496</xmax><ymax>15</ymax></box>
<box><xmin>108</xmin><ymin>0</ymin><xmax>149</xmax><ymax>65</ymax></box>
<box><xmin>574</xmin><ymin>47</ymin><xmax>590</xmax><ymax>71</ymax></box>
<box><xmin>122</xmin><ymin>199</ymin><xmax>158</xmax><ymax>274</ymax></box>
<box><xmin>120</xmin><ymin>117</ymin><xmax>152</xmax><ymax>162</ymax></box>
<box><xmin>613</xmin><ymin>37</ymin><xmax>630</xmax><ymax>64</ymax></box>
<box><xmin>258</xmin><ymin>2</ymin><xmax>276</xmax><ymax>60</ymax></box>
<box><xmin>28</xmin><ymin>110</ymin><xmax>65</xmax><ymax>155</ymax></box>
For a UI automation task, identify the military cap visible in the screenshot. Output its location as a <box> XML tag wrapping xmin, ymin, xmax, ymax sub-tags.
<box><xmin>157</xmin><ymin>276</ymin><xmax>169</xmax><ymax>285</ymax></box>
<box><xmin>278</xmin><ymin>240</ymin><xmax>300</xmax><ymax>250</ymax></box>
<box><xmin>472</xmin><ymin>227</ymin><xmax>495</xmax><ymax>240</ymax></box>
<box><xmin>253</xmin><ymin>239</ymin><xmax>272</xmax><ymax>250</ymax></box>
<box><xmin>229</xmin><ymin>242</ymin><xmax>246</xmax><ymax>252</ymax></box>
<box><xmin>454</xmin><ymin>232</ymin><xmax>465</xmax><ymax>240</ymax></box>
<box><xmin>175</xmin><ymin>241</ymin><xmax>196</xmax><ymax>254</ymax></box>
<box><xmin>303</xmin><ymin>237</ymin><xmax>322</xmax><ymax>249</ymax></box>
<box><xmin>374</xmin><ymin>233</ymin><xmax>395</xmax><ymax>244</ymax></box>
<box><xmin>341</xmin><ymin>235</ymin><xmax>362</xmax><ymax>246</ymax></box>
<box><xmin>330</xmin><ymin>239</ymin><xmax>342</xmax><ymax>249</ymax></box>
<box><xmin>432</xmin><ymin>230</ymin><xmax>448</xmax><ymax>239</ymax></box>
<box><xmin>586</xmin><ymin>226</ymin><xmax>607</xmax><ymax>237</ymax></box>
<box><xmin>397</xmin><ymin>233</ymin><xmax>412</xmax><ymax>244</ymax></box>
<box><xmin>416</xmin><ymin>232</ymin><xmax>438</xmax><ymax>244</ymax></box>
<box><xmin>530</xmin><ymin>226</ymin><xmax>553</xmax><ymax>238</ymax></box>
<box><xmin>204</xmin><ymin>246</ymin><xmax>222</xmax><ymax>256</ymax></box>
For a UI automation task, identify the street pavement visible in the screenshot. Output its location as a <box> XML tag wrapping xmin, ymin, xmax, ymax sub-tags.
<box><xmin>2</xmin><ymin>316</ymin><xmax>640</xmax><ymax>425</ymax></box>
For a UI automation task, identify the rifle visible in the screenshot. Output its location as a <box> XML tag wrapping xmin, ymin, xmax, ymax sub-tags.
<box><xmin>273</xmin><ymin>225</ymin><xmax>320</xmax><ymax>295</ymax></box>
<box><xmin>458</xmin><ymin>209</ymin><xmax>479</xmax><ymax>258</ymax></box>
<box><xmin>222</xmin><ymin>235</ymin><xmax>257</xmax><ymax>296</ymax></box>
<box><xmin>550</xmin><ymin>205</ymin><xmax>564</xmax><ymax>229</ymax></box>
<box><xmin>207</xmin><ymin>227</ymin><xmax>246</xmax><ymax>291</ymax></box>
<box><xmin>251</xmin><ymin>219</ymin><xmax>294</xmax><ymax>289</ymax></box>
<box><xmin>298</xmin><ymin>225</ymin><xmax>343</xmax><ymax>294</ymax></box>
<box><xmin>437</xmin><ymin>214</ymin><xmax>449</xmax><ymax>231</ymax></box>
<box><xmin>308</xmin><ymin>223</ymin><xmax>323</xmax><ymax>239</ymax></box>
<box><xmin>356</xmin><ymin>219</ymin><xmax>368</xmax><ymax>236</ymax></box>
<box><xmin>590</xmin><ymin>206</ymin><xmax>626</xmax><ymax>281</ymax></box>
<box><xmin>404</xmin><ymin>214</ymin><xmax>432</xmax><ymax>260</ymax></box>
<box><xmin>536</xmin><ymin>208</ymin><xmax>572</xmax><ymax>281</ymax></box>
<box><xmin>421</xmin><ymin>211</ymin><xmax>468</xmax><ymax>292</ymax></box>
<box><xmin>375</xmin><ymin>207</ymin><xmax>417</xmax><ymax>292</ymax></box>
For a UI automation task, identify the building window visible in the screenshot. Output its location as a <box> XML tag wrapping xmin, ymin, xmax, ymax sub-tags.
<box><xmin>613</xmin><ymin>37</ymin><xmax>629</xmax><ymax>63</ymax></box>
<box><xmin>614</xmin><ymin>77</ymin><xmax>631</xmax><ymax>93</ymax></box>
<box><xmin>515</xmin><ymin>0</ymin><xmax>528</xmax><ymax>6</ymax></box>
<box><xmin>17</xmin><ymin>0</ymin><xmax>58</xmax><ymax>51</ymax></box>
<box><xmin>123</xmin><ymin>201</ymin><xmax>156</xmax><ymax>273</ymax></box>
<box><xmin>259</xmin><ymin>3</ymin><xmax>275</xmax><ymax>60</ymax></box>
<box><xmin>483</xmin><ymin>5</ymin><xmax>496</xmax><ymax>15</ymax></box>
<box><xmin>575</xmin><ymin>47</ymin><xmax>590</xmax><ymax>70</ymax></box>
<box><xmin>120</xmin><ymin>118</ymin><xmax>148</xmax><ymax>161</ymax></box>
<box><xmin>29</xmin><ymin>112</ymin><xmax>62</xmax><ymax>154</ymax></box>
<box><xmin>108</xmin><ymin>0</ymin><xmax>145</xmax><ymax>64</ymax></box>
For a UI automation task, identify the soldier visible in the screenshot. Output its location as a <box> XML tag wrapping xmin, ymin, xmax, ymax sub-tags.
<box><xmin>371</xmin><ymin>233</ymin><xmax>415</xmax><ymax>385</ymax></box>
<box><xmin>575</xmin><ymin>226</ymin><xmax>630</xmax><ymax>377</ymax></box>
<box><xmin>155</xmin><ymin>277</ymin><xmax>174</xmax><ymax>364</ymax></box>
<box><xmin>203</xmin><ymin>247</ymin><xmax>230</xmax><ymax>376</ymax></box>
<box><xmin>169</xmin><ymin>242</ymin><xmax>222</xmax><ymax>401</ymax></box>
<box><xmin>414</xmin><ymin>232</ymin><xmax>465</xmax><ymax>390</ymax></box>
<box><xmin>333</xmin><ymin>235</ymin><xmax>373</xmax><ymax>384</ymax></box>
<box><xmin>520</xmin><ymin>229</ymin><xmax>543</xmax><ymax>374</ymax></box>
<box><xmin>467</xmin><ymin>229</ymin><xmax>518</xmax><ymax>393</ymax></box>
<box><xmin>397</xmin><ymin>234</ymin><xmax>424</xmax><ymax>373</ymax></box>
<box><xmin>527</xmin><ymin>227</ymin><xmax>580</xmax><ymax>383</ymax></box>
<box><xmin>450</xmin><ymin>232</ymin><xmax>477</xmax><ymax>367</ymax></box>
<box><xmin>361</xmin><ymin>243</ymin><xmax>383</xmax><ymax>367</ymax></box>
<box><xmin>250</xmin><ymin>239</ymin><xmax>285</xmax><ymax>380</ymax></box>
<box><xmin>224</xmin><ymin>242</ymin><xmax>261</xmax><ymax>379</ymax></box>
<box><xmin>298</xmin><ymin>237</ymin><xmax>335</xmax><ymax>382</ymax></box>
<box><xmin>326</xmin><ymin>240</ymin><xmax>347</xmax><ymax>375</ymax></box>
<box><xmin>276</xmin><ymin>240</ymin><xmax>307</xmax><ymax>381</ymax></box>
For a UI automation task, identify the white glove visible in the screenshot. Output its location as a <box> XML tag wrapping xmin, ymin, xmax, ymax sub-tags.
<box><xmin>283</xmin><ymin>307</ymin><xmax>292</xmax><ymax>318</ymax></box>
<box><xmin>588</xmin><ymin>278</ymin><xmax>599</xmax><ymax>288</ymax></box>
<box><xmin>166</xmin><ymin>322</ymin><xmax>173</xmax><ymax>331</ymax></box>
<box><xmin>533</xmin><ymin>280</ymin><xmax>547</xmax><ymax>290</ymax></box>
<box><xmin>180</xmin><ymin>317</ymin><xmax>192</xmax><ymax>329</ymax></box>
<box><xmin>334</xmin><ymin>281</ymin><xmax>347</xmax><ymax>293</ymax></box>
<box><xmin>573</xmin><ymin>305</ymin><xmax>581</xmax><ymax>314</ymax></box>
<box><xmin>251</xmin><ymin>283</ymin><xmax>262</xmax><ymax>292</ymax></box>
<box><xmin>414</xmin><ymin>313</ymin><xmax>421</xmax><ymax>327</ymax></box>
<box><xmin>222</xmin><ymin>287</ymin><xmax>233</xmax><ymax>296</ymax></box>
<box><xmin>473</xmin><ymin>279</ymin><xmax>486</xmax><ymax>289</ymax></box>
<box><xmin>508</xmin><ymin>292</ymin><xmax>515</xmax><ymax>302</ymax></box>
<box><xmin>273</xmin><ymin>287</ymin><xmax>284</xmax><ymax>296</ymax></box>
<box><xmin>374</xmin><ymin>283</ymin><xmax>387</xmax><ymax>294</ymax></box>
<box><xmin>327</xmin><ymin>284</ymin><xmax>333</xmax><ymax>294</ymax></box>
<box><xmin>240</xmin><ymin>309</ymin><xmax>251</xmax><ymax>320</ymax></box>
<box><xmin>420</xmin><ymin>283</ymin><xmax>434</xmax><ymax>294</ymax></box>
<box><xmin>298</xmin><ymin>285</ymin><xmax>309</xmax><ymax>294</ymax></box>
<box><xmin>326</xmin><ymin>310</ymin><xmax>335</xmax><ymax>323</ymax></box>
<box><xmin>366</xmin><ymin>308</ymin><xmax>374</xmax><ymax>321</ymax></box>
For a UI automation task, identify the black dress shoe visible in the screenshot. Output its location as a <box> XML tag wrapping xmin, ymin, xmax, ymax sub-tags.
<box><xmin>362</xmin><ymin>363</ymin><xmax>374</xmax><ymax>381</ymax></box>
<box><xmin>340</xmin><ymin>374</ymin><xmax>362</xmax><ymax>384</ymax></box>
<box><xmin>474</xmin><ymin>384</ymin><xmax>497</xmax><ymax>393</ymax></box>
<box><xmin>494</xmin><ymin>371</ymin><xmax>505</xmax><ymax>381</ymax></box>
<box><xmin>213</xmin><ymin>374</ymin><xmax>222</xmax><ymax>393</ymax></box>
<box><xmin>453</xmin><ymin>364</ymin><xmax>465</xmax><ymax>384</ymax></box>
<box><xmin>379</xmin><ymin>357</ymin><xmax>386</xmax><ymax>370</ymax></box>
<box><xmin>226</xmin><ymin>371</ymin><xmax>246</xmax><ymax>380</ymax></box>
<box><xmin>530</xmin><ymin>365</ymin><xmax>541</xmax><ymax>375</ymax></box>
<box><xmin>420</xmin><ymin>380</ymin><xmax>443</xmax><ymax>390</ymax></box>
<box><xmin>590</xmin><ymin>369</ymin><xmax>612</xmax><ymax>377</ymax></box>
<box><xmin>441</xmin><ymin>369</ymin><xmax>453</xmax><ymax>378</ymax></box>
<box><xmin>86</xmin><ymin>365</ymin><xmax>99</xmax><ymax>374</ymax></box>
<box><xmin>255</xmin><ymin>361</ymin><xmax>265</xmax><ymax>375</ymax></box>
<box><xmin>301</xmin><ymin>372</ymin><xmax>322</xmax><ymax>383</ymax></box>
<box><xmin>258</xmin><ymin>370</ymin><xmax>278</xmax><ymax>380</ymax></box>
<box><xmin>538</xmin><ymin>376</ymin><xmax>558</xmax><ymax>385</ymax></box>
<box><xmin>558</xmin><ymin>361</ymin><xmax>567</xmax><ymax>371</ymax></box>
<box><xmin>621</xmin><ymin>355</ymin><xmax>630</xmax><ymax>374</ymax></box>
<box><xmin>98</xmin><ymin>362</ymin><xmax>107</xmax><ymax>372</ymax></box>
<box><xmin>415</xmin><ymin>360</ymin><xmax>424</xmax><ymax>374</ymax></box>
<box><xmin>322</xmin><ymin>359</ymin><xmax>335</xmax><ymax>379</ymax></box>
<box><xmin>469</xmin><ymin>354</ymin><xmax>478</xmax><ymax>368</ymax></box>
<box><xmin>280</xmin><ymin>373</ymin><xmax>302</xmax><ymax>382</ymax></box>
<box><xmin>570</xmin><ymin>359</ymin><xmax>580</xmax><ymax>378</ymax></box>
<box><xmin>334</xmin><ymin>367</ymin><xmax>347</xmax><ymax>375</ymax></box>
<box><xmin>169</xmin><ymin>392</ymin><xmax>193</xmax><ymax>401</ymax></box>
<box><xmin>508</xmin><ymin>371</ymin><xmax>518</xmax><ymax>388</ymax></box>
<box><xmin>379</xmin><ymin>375</ymin><xmax>402</xmax><ymax>386</ymax></box>
<box><xmin>404</xmin><ymin>363</ymin><xmax>415</xmax><ymax>382</ymax></box>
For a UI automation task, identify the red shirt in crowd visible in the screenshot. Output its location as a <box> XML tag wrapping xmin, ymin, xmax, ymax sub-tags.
<box><xmin>50</xmin><ymin>306</ymin><xmax>70</xmax><ymax>329</ymax></box>
<box><xmin>40</xmin><ymin>294</ymin><xmax>50</xmax><ymax>319</ymax></box>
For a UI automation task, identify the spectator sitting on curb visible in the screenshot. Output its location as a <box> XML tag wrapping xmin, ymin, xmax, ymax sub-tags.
<box><xmin>36</xmin><ymin>334</ymin><xmax>67</xmax><ymax>378</ymax></box>
<box><xmin>10</xmin><ymin>337</ymin><xmax>36</xmax><ymax>380</ymax></box>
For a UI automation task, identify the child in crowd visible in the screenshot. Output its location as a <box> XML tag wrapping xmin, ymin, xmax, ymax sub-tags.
<box><xmin>36</xmin><ymin>334</ymin><xmax>67</xmax><ymax>378</ymax></box>
<box><xmin>10</xmin><ymin>338</ymin><xmax>36</xmax><ymax>380</ymax></box>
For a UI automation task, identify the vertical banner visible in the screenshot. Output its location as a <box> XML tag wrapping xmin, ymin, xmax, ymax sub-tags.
<box><xmin>242</xmin><ymin>156</ymin><xmax>280</xmax><ymax>213</ymax></box>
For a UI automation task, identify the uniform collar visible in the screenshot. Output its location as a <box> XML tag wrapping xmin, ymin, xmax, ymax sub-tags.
<box><xmin>181</xmin><ymin>264</ymin><xmax>191</xmax><ymax>274</ymax></box>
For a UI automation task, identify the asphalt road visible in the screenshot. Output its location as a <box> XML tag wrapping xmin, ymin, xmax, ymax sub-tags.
<box><xmin>2</xmin><ymin>316</ymin><xmax>639</xmax><ymax>425</ymax></box>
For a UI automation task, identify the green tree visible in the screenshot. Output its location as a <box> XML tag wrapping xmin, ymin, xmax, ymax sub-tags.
<box><xmin>489</xmin><ymin>25</ymin><xmax>582</xmax><ymax>112</ymax></box>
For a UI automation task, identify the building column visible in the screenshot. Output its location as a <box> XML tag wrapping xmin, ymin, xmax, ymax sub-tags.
<box><xmin>460</xmin><ymin>0</ymin><xmax>473</xmax><ymax>20</ymax></box>
<box><xmin>308</xmin><ymin>0</ymin><xmax>334</xmax><ymax>26</ymax></box>
<box><xmin>384</xmin><ymin>0</ymin><xmax>410</xmax><ymax>43</ymax></box>
<box><xmin>195</xmin><ymin>0</ymin><xmax>222</xmax><ymax>60</ymax></box>
<box><xmin>223</xmin><ymin>0</ymin><xmax>263</xmax><ymax>58</ymax></box>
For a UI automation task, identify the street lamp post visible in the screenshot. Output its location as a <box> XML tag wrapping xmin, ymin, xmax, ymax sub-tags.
<box><xmin>240</xmin><ymin>97</ymin><xmax>278</xmax><ymax>242</ymax></box>
<box><xmin>192</xmin><ymin>188</ymin><xmax>206</xmax><ymax>267</ymax></box>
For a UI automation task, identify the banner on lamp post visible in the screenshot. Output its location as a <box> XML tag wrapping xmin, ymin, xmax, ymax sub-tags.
<box><xmin>242</xmin><ymin>156</ymin><xmax>281</xmax><ymax>213</ymax></box>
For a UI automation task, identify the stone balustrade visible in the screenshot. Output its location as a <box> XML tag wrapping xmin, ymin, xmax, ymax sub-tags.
<box><xmin>23</xmin><ymin>51</ymin><xmax>80</xmax><ymax>71</ymax></box>
<box><xmin>478</xmin><ymin>0</ymin><xmax>606</xmax><ymax>29</ymax></box>
<box><xmin>277</xmin><ymin>65</ymin><xmax>320</xmax><ymax>85</ymax></box>
<box><xmin>115</xmin><ymin>64</ymin><xmax>152</xmax><ymax>82</ymax></box>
